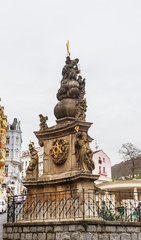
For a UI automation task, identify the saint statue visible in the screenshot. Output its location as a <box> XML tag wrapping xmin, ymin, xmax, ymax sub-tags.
<box><xmin>26</xmin><ymin>143</ymin><xmax>38</xmax><ymax>181</ymax></box>
<box><xmin>75</xmin><ymin>132</ymin><xmax>95</xmax><ymax>172</ymax></box>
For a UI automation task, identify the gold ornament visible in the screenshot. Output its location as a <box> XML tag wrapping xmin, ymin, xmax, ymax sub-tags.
<box><xmin>30</xmin><ymin>141</ymin><xmax>34</xmax><ymax>146</ymax></box>
<box><xmin>66</xmin><ymin>40</ymin><xmax>70</xmax><ymax>56</ymax></box>
<box><xmin>84</xmin><ymin>98</ymin><xmax>87</xmax><ymax>104</ymax></box>
<box><xmin>75</xmin><ymin>126</ymin><xmax>79</xmax><ymax>133</ymax></box>
<box><xmin>50</xmin><ymin>139</ymin><xmax>69</xmax><ymax>165</ymax></box>
<box><xmin>51</xmin><ymin>142</ymin><xmax>62</xmax><ymax>158</ymax></box>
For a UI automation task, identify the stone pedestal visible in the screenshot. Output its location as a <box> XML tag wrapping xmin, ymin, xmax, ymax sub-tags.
<box><xmin>23</xmin><ymin>173</ymin><xmax>99</xmax><ymax>195</ymax></box>
<box><xmin>23</xmin><ymin>118</ymin><xmax>98</xmax><ymax>195</ymax></box>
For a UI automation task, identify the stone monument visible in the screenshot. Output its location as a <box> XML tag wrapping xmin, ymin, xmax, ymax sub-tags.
<box><xmin>23</xmin><ymin>43</ymin><xmax>98</xmax><ymax>195</ymax></box>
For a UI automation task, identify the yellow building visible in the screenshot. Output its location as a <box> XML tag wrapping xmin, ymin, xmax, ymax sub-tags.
<box><xmin>0</xmin><ymin>102</ymin><xmax>7</xmax><ymax>182</ymax></box>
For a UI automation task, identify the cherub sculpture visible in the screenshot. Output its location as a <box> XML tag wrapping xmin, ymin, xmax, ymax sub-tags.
<box><xmin>39</xmin><ymin>114</ymin><xmax>48</xmax><ymax>131</ymax></box>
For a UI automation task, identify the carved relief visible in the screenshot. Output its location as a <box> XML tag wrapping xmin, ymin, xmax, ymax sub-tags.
<box><xmin>56</xmin><ymin>56</ymin><xmax>85</xmax><ymax>102</ymax></box>
<box><xmin>50</xmin><ymin>139</ymin><xmax>69</xmax><ymax>165</ymax></box>
<box><xmin>75</xmin><ymin>132</ymin><xmax>95</xmax><ymax>173</ymax></box>
<box><xmin>26</xmin><ymin>143</ymin><xmax>38</xmax><ymax>181</ymax></box>
<box><xmin>75</xmin><ymin>99</ymin><xmax>87</xmax><ymax>121</ymax></box>
<box><xmin>54</xmin><ymin>53</ymin><xmax>87</xmax><ymax>120</ymax></box>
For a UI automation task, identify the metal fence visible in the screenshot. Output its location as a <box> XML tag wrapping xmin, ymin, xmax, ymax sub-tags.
<box><xmin>7</xmin><ymin>189</ymin><xmax>141</xmax><ymax>223</ymax></box>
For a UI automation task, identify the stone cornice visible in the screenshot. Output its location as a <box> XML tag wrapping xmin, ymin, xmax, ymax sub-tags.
<box><xmin>23</xmin><ymin>173</ymin><xmax>98</xmax><ymax>187</ymax></box>
<box><xmin>34</xmin><ymin>119</ymin><xmax>93</xmax><ymax>141</ymax></box>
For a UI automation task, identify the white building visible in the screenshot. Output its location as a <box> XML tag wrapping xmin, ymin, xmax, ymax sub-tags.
<box><xmin>92</xmin><ymin>150</ymin><xmax>111</xmax><ymax>181</ymax></box>
<box><xmin>4</xmin><ymin>118</ymin><xmax>22</xmax><ymax>195</ymax></box>
<box><xmin>21</xmin><ymin>146</ymin><xmax>43</xmax><ymax>181</ymax></box>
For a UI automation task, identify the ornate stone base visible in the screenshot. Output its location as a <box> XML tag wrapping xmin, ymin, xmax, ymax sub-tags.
<box><xmin>24</xmin><ymin>118</ymin><xmax>98</xmax><ymax>196</ymax></box>
<box><xmin>34</xmin><ymin>119</ymin><xmax>94</xmax><ymax>178</ymax></box>
<box><xmin>23</xmin><ymin>173</ymin><xmax>99</xmax><ymax>195</ymax></box>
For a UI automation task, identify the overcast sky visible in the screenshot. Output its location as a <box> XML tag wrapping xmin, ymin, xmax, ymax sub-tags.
<box><xmin>0</xmin><ymin>0</ymin><xmax>141</xmax><ymax>166</ymax></box>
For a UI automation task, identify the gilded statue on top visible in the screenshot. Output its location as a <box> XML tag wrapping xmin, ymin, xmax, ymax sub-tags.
<box><xmin>75</xmin><ymin>132</ymin><xmax>95</xmax><ymax>173</ymax></box>
<box><xmin>26</xmin><ymin>143</ymin><xmax>38</xmax><ymax>181</ymax></box>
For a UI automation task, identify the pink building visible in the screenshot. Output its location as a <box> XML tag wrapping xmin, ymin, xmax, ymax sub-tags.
<box><xmin>92</xmin><ymin>150</ymin><xmax>111</xmax><ymax>181</ymax></box>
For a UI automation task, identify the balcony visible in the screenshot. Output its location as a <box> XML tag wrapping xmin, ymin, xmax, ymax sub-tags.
<box><xmin>4</xmin><ymin>172</ymin><xmax>18</xmax><ymax>178</ymax></box>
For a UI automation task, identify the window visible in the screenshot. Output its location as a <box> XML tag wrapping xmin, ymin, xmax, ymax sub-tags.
<box><xmin>98</xmin><ymin>159</ymin><xmax>102</xmax><ymax>164</ymax></box>
<box><xmin>103</xmin><ymin>158</ymin><xmax>105</xmax><ymax>162</ymax></box>
<box><xmin>98</xmin><ymin>157</ymin><xmax>102</xmax><ymax>164</ymax></box>
<box><xmin>16</xmin><ymin>137</ymin><xmax>19</xmax><ymax>145</ymax></box>
<box><xmin>99</xmin><ymin>166</ymin><xmax>101</xmax><ymax>173</ymax></box>
<box><xmin>6</xmin><ymin>149</ymin><xmax>9</xmax><ymax>157</ymax></box>
<box><xmin>5</xmin><ymin>165</ymin><xmax>8</xmax><ymax>173</ymax></box>
<box><xmin>6</xmin><ymin>137</ymin><xmax>10</xmax><ymax>144</ymax></box>
<box><xmin>25</xmin><ymin>161</ymin><xmax>27</xmax><ymax>167</ymax></box>
<box><xmin>103</xmin><ymin>167</ymin><xmax>105</xmax><ymax>173</ymax></box>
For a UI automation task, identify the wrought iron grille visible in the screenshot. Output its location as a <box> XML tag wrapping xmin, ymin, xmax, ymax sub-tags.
<box><xmin>7</xmin><ymin>189</ymin><xmax>141</xmax><ymax>223</ymax></box>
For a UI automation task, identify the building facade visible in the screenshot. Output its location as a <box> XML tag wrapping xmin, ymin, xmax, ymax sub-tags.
<box><xmin>0</xmin><ymin>103</ymin><xmax>7</xmax><ymax>200</ymax></box>
<box><xmin>4</xmin><ymin>118</ymin><xmax>22</xmax><ymax>195</ymax></box>
<box><xmin>0</xmin><ymin>104</ymin><xmax>7</xmax><ymax>182</ymax></box>
<box><xmin>92</xmin><ymin>150</ymin><xmax>111</xmax><ymax>181</ymax></box>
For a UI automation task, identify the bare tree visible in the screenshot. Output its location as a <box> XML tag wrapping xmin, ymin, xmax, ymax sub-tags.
<box><xmin>119</xmin><ymin>143</ymin><xmax>141</xmax><ymax>178</ymax></box>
